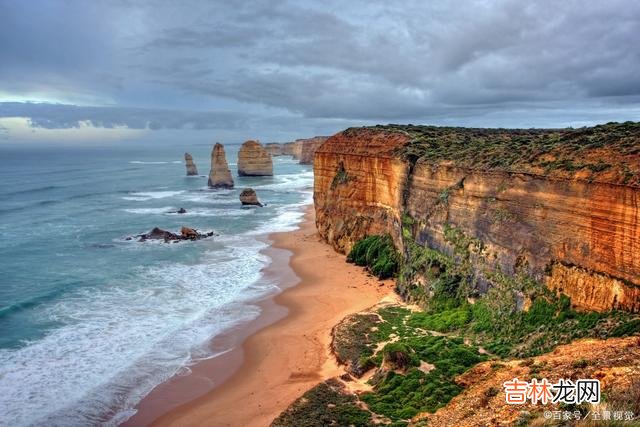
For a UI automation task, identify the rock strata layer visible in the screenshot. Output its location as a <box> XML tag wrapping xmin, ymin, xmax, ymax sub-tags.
<box><xmin>208</xmin><ymin>143</ymin><xmax>234</xmax><ymax>188</ymax></box>
<box><xmin>237</xmin><ymin>140</ymin><xmax>273</xmax><ymax>176</ymax></box>
<box><xmin>184</xmin><ymin>152</ymin><xmax>198</xmax><ymax>176</ymax></box>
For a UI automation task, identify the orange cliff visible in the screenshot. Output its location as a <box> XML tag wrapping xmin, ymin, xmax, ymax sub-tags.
<box><xmin>314</xmin><ymin>124</ymin><xmax>640</xmax><ymax>312</ymax></box>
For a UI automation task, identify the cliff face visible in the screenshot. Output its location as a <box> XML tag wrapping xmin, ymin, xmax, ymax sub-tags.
<box><xmin>184</xmin><ymin>152</ymin><xmax>198</xmax><ymax>176</ymax></box>
<box><xmin>265</xmin><ymin>143</ymin><xmax>290</xmax><ymax>156</ymax></box>
<box><xmin>292</xmin><ymin>137</ymin><xmax>329</xmax><ymax>164</ymax></box>
<box><xmin>237</xmin><ymin>140</ymin><xmax>273</xmax><ymax>176</ymax></box>
<box><xmin>314</xmin><ymin>129</ymin><xmax>410</xmax><ymax>253</ymax></box>
<box><xmin>314</xmin><ymin>123</ymin><xmax>640</xmax><ymax>312</ymax></box>
<box><xmin>208</xmin><ymin>143</ymin><xmax>234</xmax><ymax>188</ymax></box>
<box><xmin>298</xmin><ymin>136</ymin><xmax>329</xmax><ymax>164</ymax></box>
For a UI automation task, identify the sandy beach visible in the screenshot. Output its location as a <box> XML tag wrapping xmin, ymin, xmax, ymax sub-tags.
<box><xmin>125</xmin><ymin>206</ymin><xmax>395</xmax><ymax>426</ymax></box>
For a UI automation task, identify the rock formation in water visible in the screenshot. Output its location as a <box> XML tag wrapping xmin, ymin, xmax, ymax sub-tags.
<box><xmin>314</xmin><ymin>123</ymin><xmax>640</xmax><ymax>312</ymax></box>
<box><xmin>208</xmin><ymin>143</ymin><xmax>234</xmax><ymax>188</ymax></box>
<box><xmin>136</xmin><ymin>227</ymin><xmax>214</xmax><ymax>242</ymax></box>
<box><xmin>184</xmin><ymin>153</ymin><xmax>198</xmax><ymax>176</ymax></box>
<box><xmin>239</xmin><ymin>188</ymin><xmax>263</xmax><ymax>207</ymax></box>
<box><xmin>237</xmin><ymin>140</ymin><xmax>273</xmax><ymax>176</ymax></box>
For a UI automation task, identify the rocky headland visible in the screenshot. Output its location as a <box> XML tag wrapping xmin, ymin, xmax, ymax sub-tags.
<box><xmin>208</xmin><ymin>143</ymin><xmax>234</xmax><ymax>188</ymax></box>
<box><xmin>184</xmin><ymin>152</ymin><xmax>198</xmax><ymax>176</ymax></box>
<box><xmin>314</xmin><ymin>122</ymin><xmax>640</xmax><ymax>312</ymax></box>
<box><xmin>237</xmin><ymin>140</ymin><xmax>273</xmax><ymax>176</ymax></box>
<box><xmin>271</xmin><ymin>122</ymin><xmax>640</xmax><ymax>426</ymax></box>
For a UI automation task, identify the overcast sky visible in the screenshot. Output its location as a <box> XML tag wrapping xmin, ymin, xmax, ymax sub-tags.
<box><xmin>1</xmin><ymin>0</ymin><xmax>639</xmax><ymax>144</ymax></box>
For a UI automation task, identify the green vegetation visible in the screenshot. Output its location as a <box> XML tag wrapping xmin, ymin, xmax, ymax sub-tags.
<box><xmin>362</xmin><ymin>335</ymin><xmax>485</xmax><ymax>420</ymax></box>
<box><xmin>272</xmin><ymin>379</ymin><xmax>372</xmax><ymax>427</ymax></box>
<box><xmin>347</xmin><ymin>235</ymin><xmax>399</xmax><ymax>279</ymax></box>
<box><xmin>331</xmin><ymin>161</ymin><xmax>351</xmax><ymax>189</ymax></box>
<box><xmin>331</xmin><ymin>313</ymin><xmax>380</xmax><ymax>376</ymax></box>
<box><xmin>365</xmin><ymin>121</ymin><xmax>640</xmax><ymax>186</ymax></box>
<box><xmin>332</xmin><ymin>304</ymin><xmax>487</xmax><ymax>422</ymax></box>
<box><xmin>399</xmin><ymin>234</ymin><xmax>638</xmax><ymax>358</ymax></box>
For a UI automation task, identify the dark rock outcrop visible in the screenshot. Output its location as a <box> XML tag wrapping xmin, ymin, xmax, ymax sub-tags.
<box><xmin>136</xmin><ymin>227</ymin><xmax>214</xmax><ymax>242</ymax></box>
<box><xmin>208</xmin><ymin>143</ymin><xmax>234</xmax><ymax>188</ymax></box>
<box><xmin>184</xmin><ymin>153</ymin><xmax>198</xmax><ymax>176</ymax></box>
<box><xmin>239</xmin><ymin>188</ymin><xmax>263</xmax><ymax>207</ymax></box>
<box><xmin>168</xmin><ymin>208</ymin><xmax>187</xmax><ymax>214</ymax></box>
<box><xmin>237</xmin><ymin>140</ymin><xmax>273</xmax><ymax>176</ymax></box>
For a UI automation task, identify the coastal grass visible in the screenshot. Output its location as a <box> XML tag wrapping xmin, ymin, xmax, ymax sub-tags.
<box><xmin>271</xmin><ymin>378</ymin><xmax>373</xmax><ymax>427</ymax></box>
<box><xmin>347</xmin><ymin>234</ymin><xmax>399</xmax><ymax>279</ymax></box>
<box><xmin>364</xmin><ymin>122</ymin><xmax>640</xmax><ymax>186</ymax></box>
<box><xmin>361</xmin><ymin>335</ymin><xmax>486</xmax><ymax>420</ymax></box>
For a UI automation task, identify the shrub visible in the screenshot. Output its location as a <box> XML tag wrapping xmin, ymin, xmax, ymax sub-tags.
<box><xmin>347</xmin><ymin>235</ymin><xmax>399</xmax><ymax>279</ymax></box>
<box><xmin>382</xmin><ymin>342</ymin><xmax>420</xmax><ymax>370</ymax></box>
<box><xmin>610</xmin><ymin>319</ymin><xmax>640</xmax><ymax>337</ymax></box>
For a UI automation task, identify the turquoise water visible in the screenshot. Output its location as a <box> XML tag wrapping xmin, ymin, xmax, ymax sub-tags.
<box><xmin>0</xmin><ymin>143</ymin><xmax>312</xmax><ymax>426</ymax></box>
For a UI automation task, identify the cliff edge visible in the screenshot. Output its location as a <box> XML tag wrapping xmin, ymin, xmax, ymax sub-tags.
<box><xmin>314</xmin><ymin>122</ymin><xmax>640</xmax><ymax>312</ymax></box>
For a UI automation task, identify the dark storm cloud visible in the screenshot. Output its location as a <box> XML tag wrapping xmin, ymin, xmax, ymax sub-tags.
<box><xmin>1</xmin><ymin>0</ymin><xmax>639</xmax><ymax>137</ymax></box>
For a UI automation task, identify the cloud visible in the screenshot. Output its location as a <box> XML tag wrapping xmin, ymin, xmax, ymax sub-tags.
<box><xmin>0</xmin><ymin>0</ymin><xmax>639</xmax><ymax>139</ymax></box>
<box><xmin>0</xmin><ymin>102</ymin><xmax>248</xmax><ymax>130</ymax></box>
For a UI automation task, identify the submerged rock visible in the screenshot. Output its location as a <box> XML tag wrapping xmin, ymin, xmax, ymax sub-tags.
<box><xmin>137</xmin><ymin>227</ymin><xmax>214</xmax><ymax>242</ymax></box>
<box><xmin>237</xmin><ymin>140</ymin><xmax>273</xmax><ymax>176</ymax></box>
<box><xmin>184</xmin><ymin>152</ymin><xmax>198</xmax><ymax>176</ymax></box>
<box><xmin>208</xmin><ymin>143</ymin><xmax>234</xmax><ymax>188</ymax></box>
<box><xmin>239</xmin><ymin>188</ymin><xmax>263</xmax><ymax>207</ymax></box>
<box><xmin>168</xmin><ymin>207</ymin><xmax>187</xmax><ymax>214</ymax></box>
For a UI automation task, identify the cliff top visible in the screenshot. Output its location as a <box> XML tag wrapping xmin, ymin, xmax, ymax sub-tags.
<box><xmin>348</xmin><ymin>122</ymin><xmax>640</xmax><ymax>187</ymax></box>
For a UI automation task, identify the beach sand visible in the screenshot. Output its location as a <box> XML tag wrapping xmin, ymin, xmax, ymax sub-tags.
<box><xmin>126</xmin><ymin>206</ymin><xmax>395</xmax><ymax>426</ymax></box>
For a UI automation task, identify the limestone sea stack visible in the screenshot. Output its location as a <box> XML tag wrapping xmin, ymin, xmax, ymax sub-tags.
<box><xmin>237</xmin><ymin>140</ymin><xmax>273</xmax><ymax>176</ymax></box>
<box><xmin>239</xmin><ymin>188</ymin><xmax>263</xmax><ymax>207</ymax></box>
<box><xmin>208</xmin><ymin>143</ymin><xmax>234</xmax><ymax>188</ymax></box>
<box><xmin>184</xmin><ymin>152</ymin><xmax>198</xmax><ymax>176</ymax></box>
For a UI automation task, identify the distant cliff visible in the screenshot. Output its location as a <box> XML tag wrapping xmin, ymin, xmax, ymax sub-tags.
<box><xmin>314</xmin><ymin>123</ymin><xmax>640</xmax><ymax>312</ymax></box>
<box><xmin>290</xmin><ymin>137</ymin><xmax>329</xmax><ymax>164</ymax></box>
<box><xmin>265</xmin><ymin>142</ymin><xmax>296</xmax><ymax>156</ymax></box>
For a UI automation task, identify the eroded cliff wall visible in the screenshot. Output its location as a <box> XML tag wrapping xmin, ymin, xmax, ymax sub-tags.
<box><xmin>314</xmin><ymin>124</ymin><xmax>640</xmax><ymax>312</ymax></box>
<box><xmin>314</xmin><ymin>129</ymin><xmax>410</xmax><ymax>253</ymax></box>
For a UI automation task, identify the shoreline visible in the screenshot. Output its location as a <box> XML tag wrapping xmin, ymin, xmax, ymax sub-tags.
<box><xmin>124</xmin><ymin>205</ymin><xmax>395</xmax><ymax>426</ymax></box>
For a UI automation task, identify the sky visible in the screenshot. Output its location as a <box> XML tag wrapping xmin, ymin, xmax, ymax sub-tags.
<box><xmin>1</xmin><ymin>0</ymin><xmax>639</xmax><ymax>144</ymax></box>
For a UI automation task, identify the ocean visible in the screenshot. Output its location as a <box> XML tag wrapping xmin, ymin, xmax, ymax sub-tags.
<box><xmin>0</xmin><ymin>143</ymin><xmax>313</xmax><ymax>426</ymax></box>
